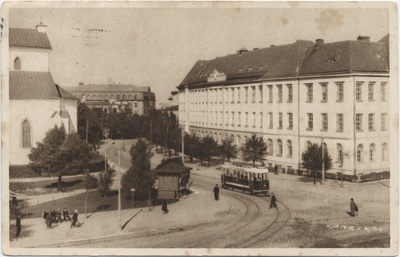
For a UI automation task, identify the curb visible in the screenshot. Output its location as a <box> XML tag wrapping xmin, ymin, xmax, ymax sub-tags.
<box><xmin>27</xmin><ymin>209</ymin><xmax>146</xmax><ymax>248</ymax></box>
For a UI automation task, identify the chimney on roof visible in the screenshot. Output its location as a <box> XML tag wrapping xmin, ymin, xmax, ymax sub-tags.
<box><xmin>36</xmin><ymin>22</ymin><xmax>47</xmax><ymax>33</ymax></box>
<box><xmin>357</xmin><ymin>36</ymin><xmax>370</xmax><ymax>42</ymax></box>
<box><xmin>236</xmin><ymin>47</ymin><xmax>248</xmax><ymax>55</ymax></box>
<box><xmin>315</xmin><ymin>39</ymin><xmax>324</xmax><ymax>49</ymax></box>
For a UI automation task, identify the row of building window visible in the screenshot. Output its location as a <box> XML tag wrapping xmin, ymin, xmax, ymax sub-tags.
<box><xmin>83</xmin><ymin>94</ymin><xmax>140</xmax><ymax>100</ymax></box>
<box><xmin>190</xmin><ymin>84</ymin><xmax>293</xmax><ymax>105</ymax></box>
<box><xmin>356</xmin><ymin>82</ymin><xmax>387</xmax><ymax>102</ymax></box>
<box><xmin>266</xmin><ymin>139</ymin><xmax>292</xmax><ymax>158</ymax></box>
<box><xmin>356</xmin><ymin>143</ymin><xmax>388</xmax><ymax>162</ymax></box>
<box><xmin>189</xmin><ymin>110</ymin><xmax>387</xmax><ymax>133</ymax></box>
<box><xmin>188</xmin><ymin>81</ymin><xmax>387</xmax><ymax>105</ymax></box>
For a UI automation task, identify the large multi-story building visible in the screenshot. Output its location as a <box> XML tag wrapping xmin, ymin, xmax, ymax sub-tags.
<box><xmin>9</xmin><ymin>25</ymin><xmax>78</xmax><ymax>165</ymax></box>
<box><xmin>67</xmin><ymin>83</ymin><xmax>156</xmax><ymax>115</ymax></box>
<box><xmin>178</xmin><ymin>36</ymin><xmax>390</xmax><ymax>177</ymax></box>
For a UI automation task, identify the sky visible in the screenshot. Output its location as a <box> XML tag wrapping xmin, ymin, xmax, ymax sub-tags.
<box><xmin>8</xmin><ymin>3</ymin><xmax>389</xmax><ymax>106</ymax></box>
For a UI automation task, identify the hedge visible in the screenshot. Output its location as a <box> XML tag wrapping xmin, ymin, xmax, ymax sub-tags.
<box><xmin>360</xmin><ymin>171</ymin><xmax>390</xmax><ymax>182</ymax></box>
<box><xmin>9</xmin><ymin>157</ymin><xmax>106</xmax><ymax>179</ymax></box>
<box><xmin>9</xmin><ymin>165</ymin><xmax>37</xmax><ymax>179</ymax></box>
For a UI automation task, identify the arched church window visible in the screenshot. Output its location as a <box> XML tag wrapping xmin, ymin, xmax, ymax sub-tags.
<box><xmin>14</xmin><ymin>57</ymin><xmax>21</xmax><ymax>70</ymax></box>
<box><xmin>22</xmin><ymin>119</ymin><xmax>31</xmax><ymax>148</ymax></box>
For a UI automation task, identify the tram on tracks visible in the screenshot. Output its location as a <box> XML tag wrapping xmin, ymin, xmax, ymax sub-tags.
<box><xmin>220</xmin><ymin>165</ymin><xmax>269</xmax><ymax>196</ymax></box>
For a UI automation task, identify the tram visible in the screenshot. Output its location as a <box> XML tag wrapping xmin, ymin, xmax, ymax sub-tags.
<box><xmin>220</xmin><ymin>165</ymin><xmax>269</xmax><ymax>196</ymax></box>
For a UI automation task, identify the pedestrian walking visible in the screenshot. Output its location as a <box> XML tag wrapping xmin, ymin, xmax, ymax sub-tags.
<box><xmin>213</xmin><ymin>184</ymin><xmax>220</xmax><ymax>201</ymax></box>
<box><xmin>162</xmin><ymin>198</ymin><xmax>169</xmax><ymax>214</ymax></box>
<box><xmin>15</xmin><ymin>215</ymin><xmax>21</xmax><ymax>238</ymax></box>
<box><xmin>63</xmin><ymin>207</ymin><xmax>71</xmax><ymax>222</ymax></box>
<box><xmin>274</xmin><ymin>165</ymin><xmax>279</xmax><ymax>175</ymax></box>
<box><xmin>70</xmin><ymin>210</ymin><xmax>79</xmax><ymax>228</ymax></box>
<box><xmin>350</xmin><ymin>198</ymin><xmax>358</xmax><ymax>217</ymax></box>
<box><xmin>270</xmin><ymin>193</ymin><xmax>277</xmax><ymax>208</ymax></box>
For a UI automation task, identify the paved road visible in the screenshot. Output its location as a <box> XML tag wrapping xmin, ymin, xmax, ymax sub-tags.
<box><xmin>68</xmin><ymin>173</ymin><xmax>288</xmax><ymax>248</ymax></box>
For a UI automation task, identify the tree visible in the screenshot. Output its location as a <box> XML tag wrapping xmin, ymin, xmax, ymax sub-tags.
<box><xmin>29</xmin><ymin>125</ymin><xmax>96</xmax><ymax>192</ymax></box>
<box><xmin>28</xmin><ymin>125</ymin><xmax>66</xmax><ymax>176</ymax></box>
<box><xmin>121</xmin><ymin>138</ymin><xmax>155</xmax><ymax>200</ymax></box>
<box><xmin>219</xmin><ymin>137</ymin><xmax>238</xmax><ymax>162</ymax></box>
<box><xmin>77</xmin><ymin>103</ymin><xmax>104</xmax><ymax>144</ymax></box>
<box><xmin>156</xmin><ymin>157</ymin><xmax>183</xmax><ymax>170</ymax></box>
<box><xmin>84</xmin><ymin>172</ymin><xmax>98</xmax><ymax>218</ymax></box>
<box><xmin>200</xmin><ymin>135</ymin><xmax>219</xmax><ymax>166</ymax></box>
<box><xmin>98</xmin><ymin>167</ymin><xmax>116</xmax><ymax>197</ymax></box>
<box><xmin>184</xmin><ymin>133</ymin><xmax>200</xmax><ymax>163</ymax></box>
<box><xmin>301</xmin><ymin>143</ymin><xmax>333</xmax><ymax>184</ymax></box>
<box><xmin>240</xmin><ymin>134</ymin><xmax>267</xmax><ymax>167</ymax></box>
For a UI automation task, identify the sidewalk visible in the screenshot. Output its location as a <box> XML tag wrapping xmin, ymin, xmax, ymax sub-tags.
<box><xmin>9</xmin><ymin>186</ymin><xmax>230</xmax><ymax>248</ymax></box>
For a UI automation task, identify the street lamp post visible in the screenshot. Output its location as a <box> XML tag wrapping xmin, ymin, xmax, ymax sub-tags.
<box><xmin>181</xmin><ymin>123</ymin><xmax>185</xmax><ymax>164</ymax></box>
<box><xmin>112</xmin><ymin>141</ymin><xmax>122</xmax><ymax>230</ymax></box>
<box><xmin>131</xmin><ymin>188</ymin><xmax>135</xmax><ymax>208</ymax></box>
<box><xmin>118</xmin><ymin>148</ymin><xmax>121</xmax><ymax>229</ymax></box>
<box><xmin>321</xmin><ymin>138</ymin><xmax>325</xmax><ymax>184</ymax></box>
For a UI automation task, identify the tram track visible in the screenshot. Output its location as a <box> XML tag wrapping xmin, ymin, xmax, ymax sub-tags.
<box><xmin>232</xmin><ymin>197</ymin><xmax>291</xmax><ymax>248</ymax></box>
<box><xmin>58</xmin><ymin>170</ymin><xmax>290</xmax><ymax>248</ymax></box>
<box><xmin>188</xmin><ymin>183</ymin><xmax>260</xmax><ymax>248</ymax></box>
<box><xmin>184</xmin><ymin>175</ymin><xmax>291</xmax><ymax>248</ymax></box>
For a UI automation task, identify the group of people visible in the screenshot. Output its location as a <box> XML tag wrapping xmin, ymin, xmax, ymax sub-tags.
<box><xmin>43</xmin><ymin>208</ymin><xmax>79</xmax><ymax>228</ymax></box>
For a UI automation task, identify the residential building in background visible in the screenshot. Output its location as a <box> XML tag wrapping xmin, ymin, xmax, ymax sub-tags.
<box><xmin>9</xmin><ymin>24</ymin><xmax>78</xmax><ymax>165</ymax></box>
<box><xmin>67</xmin><ymin>83</ymin><xmax>156</xmax><ymax>115</ymax></box>
<box><xmin>178</xmin><ymin>36</ymin><xmax>390</xmax><ymax>177</ymax></box>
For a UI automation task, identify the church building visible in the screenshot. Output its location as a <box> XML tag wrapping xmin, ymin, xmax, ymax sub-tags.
<box><xmin>9</xmin><ymin>24</ymin><xmax>78</xmax><ymax>165</ymax></box>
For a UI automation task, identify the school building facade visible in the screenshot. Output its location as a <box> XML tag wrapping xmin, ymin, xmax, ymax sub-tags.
<box><xmin>177</xmin><ymin>36</ymin><xmax>390</xmax><ymax>178</ymax></box>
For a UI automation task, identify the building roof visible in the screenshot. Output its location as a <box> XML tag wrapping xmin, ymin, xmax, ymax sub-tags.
<box><xmin>68</xmin><ymin>84</ymin><xmax>151</xmax><ymax>93</ymax></box>
<box><xmin>10</xmin><ymin>71</ymin><xmax>77</xmax><ymax>100</ymax></box>
<box><xmin>155</xmin><ymin>162</ymin><xmax>192</xmax><ymax>175</ymax></box>
<box><xmin>300</xmin><ymin>40</ymin><xmax>389</xmax><ymax>75</ymax></box>
<box><xmin>178</xmin><ymin>40</ymin><xmax>314</xmax><ymax>89</ymax></box>
<box><xmin>179</xmin><ymin>38</ymin><xmax>389</xmax><ymax>89</ymax></box>
<box><xmin>9</xmin><ymin>28</ymin><xmax>52</xmax><ymax>50</ymax></box>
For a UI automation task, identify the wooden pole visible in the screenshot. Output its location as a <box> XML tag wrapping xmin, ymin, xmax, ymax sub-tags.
<box><xmin>322</xmin><ymin>138</ymin><xmax>325</xmax><ymax>184</ymax></box>
<box><xmin>118</xmin><ymin>149</ymin><xmax>121</xmax><ymax>229</ymax></box>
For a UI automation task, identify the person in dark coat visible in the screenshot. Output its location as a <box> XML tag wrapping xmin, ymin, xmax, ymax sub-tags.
<box><xmin>274</xmin><ymin>165</ymin><xmax>279</xmax><ymax>175</ymax></box>
<box><xmin>350</xmin><ymin>198</ymin><xmax>357</xmax><ymax>217</ymax></box>
<box><xmin>46</xmin><ymin>213</ymin><xmax>52</xmax><ymax>228</ymax></box>
<box><xmin>50</xmin><ymin>210</ymin><xmax>56</xmax><ymax>223</ymax></box>
<box><xmin>270</xmin><ymin>193</ymin><xmax>277</xmax><ymax>208</ymax></box>
<box><xmin>15</xmin><ymin>215</ymin><xmax>21</xmax><ymax>238</ymax></box>
<box><xmin>162</xmin><ymin>198</ymin><xmax>169</xmax><ymax>214</ymax></box>
<box><xmin>70</xmin><ymin>210</ymin><xmax>79</xmax><ymax>228</ymax></box>
<box><xmin>213</xmin><ymin>184</ymin><xmax>220</xmax><ymax>201</ymax></box>
<box><xmin>63</xmin><ymin>207</ymin><xmax>71</xmax><ymax>222</ymax></box>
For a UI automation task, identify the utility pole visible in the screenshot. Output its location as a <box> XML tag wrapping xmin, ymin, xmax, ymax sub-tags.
<box><xmin>104</xmin><ymin>135</ymin><xmax>107</xmax><ymax>173</ymax></box>
<box><xmin>181</xmin><ymin>123</ymin><xmax>185</xmax><ymax>164</ymax></box>
<box><xmin>321</xmin><ymin>138</ymin><xmax>325</xmax><ymax>184</ymax></box>
<box><xmin>85</xmin><ymin>119</ymin><xmax>89</xmax><ymax>143</ymax></box>
<box><xmin>118</xmin><ymin>149</ymin><xmax>121</xmax><ymax>230</ymax></box>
